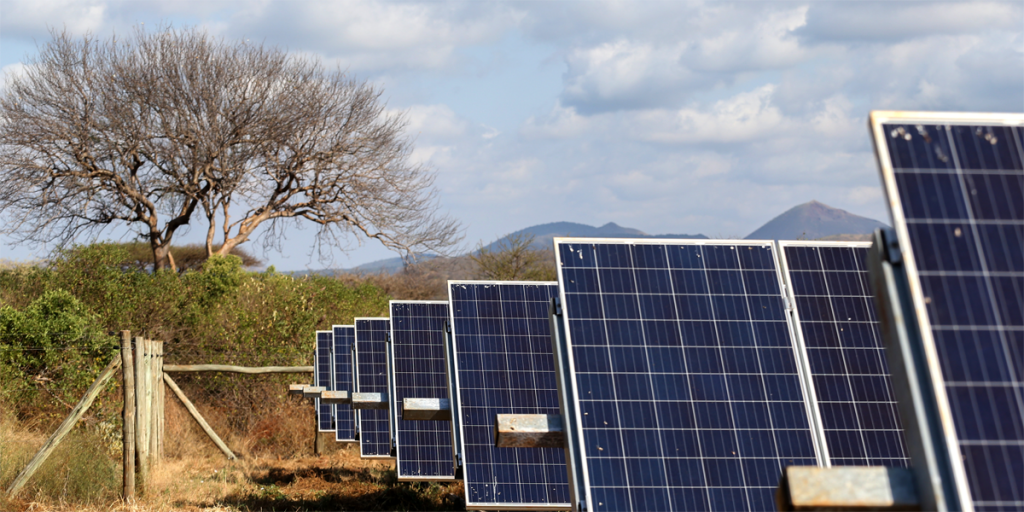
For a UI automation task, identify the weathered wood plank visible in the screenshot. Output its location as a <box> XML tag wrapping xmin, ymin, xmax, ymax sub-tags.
<box><xmin>289</xmin><ymin>384</ymin><xmax>308</xmax><ymax>395</ymax></box>
<box><xmin>351</xmin><ymin>392</ymin><xmax>388</xmax><ymax>410</ymax></box>
<box><xmin>120</xmin><ymin>331</ymin><xmax>135</xmax><ymax>500</ymax></box>
<box><xmin>777</xmin><ymin>466</ymin><xmax>920</xmax><ymax>511</ymax></box>
<box><xmin>302</xmin><ymin>386</ymin><xmax>326</xmax><ymax>398</ymax></box>
<box><xmin>134</xmin><ymin>337</ymin><xmax>149</xmax><ymax>492</ymax></box>
<box><xmin>163</xmin><ymin>373</ymin><xmax>237</xmax><ymax>461</ymax></box>
<box><xmin>5</xmin><ymin>353</ymin><xmax>121</xmax><ymax>497</ymax></box>
<box><xmin>321</xmin><ymin>390</ymin><xmax>350</xmax><ymax>404</ymax></box>
<box><xmin>148</xmin><ymin>340</ymin><xmax>158</xmax><ymax>468</ymax></box>
<box><xmin>494</xmin><ymin>414</ymin><xmax>565</xmax><ymax>448</ymax></box>
<box><xmin>164</xmin><ymin>364</ymin><xmax>314</xmax><ymax>374</ymax></box>
<box><xmin>156</xmin><ymin>340</ymin><xmax>164</xmax><ymax>462</ymax></box>
<box><xmin>402</xmin><ymin>398</ymin><xmax>451</xmax><ymax>421</ymax></box>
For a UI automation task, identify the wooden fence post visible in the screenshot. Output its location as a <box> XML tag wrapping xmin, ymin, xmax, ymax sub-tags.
<box><xmin>148</xmin><ymin>340</ymin><xmax>160</xmax><ymax>468</ymax></box>
<box><xmin>156</xmin><ymin>340</ymin><xmax>164</xmax><ymax>461</ymax></box>
<box><xmin>134</xmin><ymin>336</ymin><xmax>149</xmax><ymax>492</ymax></box>
<box><xmin>5</xmin><ymin>354</ymin><xmax>122</xmax><ymax>497</ymax></box>
<box><xmin>120</xmin><ymin>331</ymin><xmax>136</xmax><ymax>500</ymax></box>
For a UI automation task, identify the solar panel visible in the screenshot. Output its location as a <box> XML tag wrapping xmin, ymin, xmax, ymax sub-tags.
<box><xmin>333</xmin><ymin>324</ymin><xmax>357</xmax><ymax>442</ymax></box>
<box><xmin>778</xmin><ymin>241</ymin><xmax>910</xmax><ymax>467</ymax></box>
<box><xmin>315</xmin><ymin>330</ymin><xmax>334</xmax><ymax>432</ymax></box>
<box><xmin>355</xmin><ymin>317</ymin><xmax>393</xmax><ymax>458</ymax></box>
<box><xmin>389</xmin><ymin>301</ymin><xmax>457</xmax><ymax>480</ymax></box>
<box><xmin>552</xmin><ymin>238</ymin><xmax>820</xmax><ymax>512</ymax></box>
<box><xmin>870</xmin><ymin>111</ymin><xmax>1024</xmax><ymax>511</ymax></box>
<box><xmin>448</xmin><ymin>281</ymin><xmax>571</xmax><ymax>510</ymax></box>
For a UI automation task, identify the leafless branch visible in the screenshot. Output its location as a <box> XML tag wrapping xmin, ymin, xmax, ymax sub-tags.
<box><xmin>0</xmin><ymin>26</ymin><xmax>462</xmax><ymax>269</ymax></box>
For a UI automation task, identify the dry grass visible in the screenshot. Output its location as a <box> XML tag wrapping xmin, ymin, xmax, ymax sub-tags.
<box><xmin>4</xmin><ymin>447</ymin><xmax>464</xmax><ymax>512</ymax></box>
<box><xmin>1</xmin><ymin>394</ymin><xmax>465</xmax><ymax>512</ymax></box>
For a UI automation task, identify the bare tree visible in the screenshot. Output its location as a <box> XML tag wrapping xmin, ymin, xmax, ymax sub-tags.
<box><xmin>0</xmin><ymin>27</ymin><xmax>461</xmax><ymax>270</ymax></box>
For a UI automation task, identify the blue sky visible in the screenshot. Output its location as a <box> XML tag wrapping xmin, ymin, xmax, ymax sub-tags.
<box><xmin>2</xmin><ymin>0</ymin><xmax>1022</xmax><ymax>270</ymax></box>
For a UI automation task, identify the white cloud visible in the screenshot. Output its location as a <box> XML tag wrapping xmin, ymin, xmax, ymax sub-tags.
<box><xmin>401</xmin><ymin>104</ymin><xmax>468</xmax><ymax>139</ymax></box>
<box><xmin>631</xmin><ymin>85</ymin><xmax>788</xmax><ymax>144</ymax></box>
<box><xmin>0</xmin><ymin>0</ymin><xmax>107</xmax><ymax>39</ymax></box>
<box><xmin>797</xmin><ymin>2</ymin><xmax>1022</xmax><ymax>43</ymax></box>
<box><xmin>552</xmin><ymin>3</ymin><xmax>814</xmax><ymax>112</ymax></box>
<box><xmin>225</xmin><ymin>1</ymin><xmax>525</xmax><ymax>71</ymax></box>
<box><xmin>1</xmin><ymin>0</ymin><xmax>1019</xmax><ymax>267</ymax></box>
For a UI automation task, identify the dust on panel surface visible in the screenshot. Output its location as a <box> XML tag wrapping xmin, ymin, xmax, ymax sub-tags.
<box><xmin>449</xmin><ymin>281</ymin><xmax>571</xmax><ymax>509</ymax></box>
<box><xmin>783</xmin><ymin>244</ymin><xmax>909</xmax><ymax>467</ymax></box>
<box><xmin>556</xmin><ymin>240</ymin><xmax>819</xmax><ymax>512</ymax></box>
<box><xmin>316</xmin><ymin>331</ymin><xmax>334</xmax><ymax>432</ymax></box>
<box><xmin>356</xmin><ymin>318</ymin><xmax>392</xmax><ymax>458</ymax></box>
<box><xmin>391</xmin><ymin>301</ymin><xmax>456</xmax><ymax>479</ymax></box>
<box><xmin>333</xmin><ymin>325</ymin><xmax>357</xmax><ymax>442</ymax></box>
<box><xmin>879</xmin><ymin>120</ymin><xmax>1023</xmax><ymax>510</ymax></box>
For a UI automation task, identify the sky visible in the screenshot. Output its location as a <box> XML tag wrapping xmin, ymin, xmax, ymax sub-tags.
<box><xmin>1</xmin><ymin>0</ymin><xmax>1022</xmax><ymax>270</ymax></box>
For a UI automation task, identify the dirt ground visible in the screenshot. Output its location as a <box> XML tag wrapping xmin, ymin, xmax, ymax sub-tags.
<box><xmin>5</xmin><ymin>443</ymin><xmax>466</xmax><ymax>512</ymax></box>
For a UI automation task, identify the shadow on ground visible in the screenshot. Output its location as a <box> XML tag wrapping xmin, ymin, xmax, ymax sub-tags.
<box><xmin>173</xmin><ymin>462</ymin><xmax>466</xmax><ymax>511</ymax></box>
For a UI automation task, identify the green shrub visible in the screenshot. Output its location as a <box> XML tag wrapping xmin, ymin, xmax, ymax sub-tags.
<box><xmin>0</xmin><ymin>242</ymin><xmax>390</xmax><ymax>434</ymax></box>
<box><xmin>0</xmin><ymin>289</ymin><xmax>117</xmax><ymax>408</ymax></box>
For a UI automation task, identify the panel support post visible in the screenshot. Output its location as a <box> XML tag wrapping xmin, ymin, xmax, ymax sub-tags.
<box><xmin>120</xmin><ymin>331</ymin><xmax>136</xmax><ymax>501</ymax></box>
<box><xmin>402</xmin><ymin>398</ymin><xmax>451</xmax><ymax>421</ymax></box>
<box><xmin>351</xmin><ymin>392</ymin><xmax>389</xmax><ymax>410</ymax></box>
<box><xmin>868</xmin><ymin>229</ymin><xmax>962</xmax><ymax>512</ymax></box>
<box><xmin>494</xmin><ymin>414</ymin><xmax>565</xmax><ymax>448</ymax></box>
<box><xmin>5</xmin><ymin>354</ymin><xmax>122</xmax><ymax>497</ymax></box>
<box><xmin>776</xmin><ymin>466</ymin><xmax>920</xmax><ymax>511</ymax></box>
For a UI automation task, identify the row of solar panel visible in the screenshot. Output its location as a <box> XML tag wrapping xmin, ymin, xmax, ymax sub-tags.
<box><xmin>305</xmin><ymin>112</ymin><xmax>1024</xmax><ymax>512</ymax></box>
<box><xmin>308</xmin><ymin>240</ymin><xmax>909</xmax><ymax>511</ymax></box>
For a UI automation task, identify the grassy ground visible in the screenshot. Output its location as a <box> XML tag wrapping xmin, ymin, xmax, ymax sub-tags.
<box><xmin>6</xmin><ymin>448</ymin><xmax>465</xmax><ymax>511</ymax></box>
<box><xmin>1</xmin><ymin>396</ymin><xmax>465</xmax><ymax>512</ymax></box>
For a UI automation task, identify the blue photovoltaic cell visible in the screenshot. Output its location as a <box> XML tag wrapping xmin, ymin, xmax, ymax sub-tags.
<box><xmin>390</xmin><ymin>301</ymin><xmax>456</xmax><ymax>480</ymax></box>
<box><xmin>875</xmin><ymin>116</ymin><xmax>1024</xmax><ymax>511</ymax></box>
<box><xmin>333</xmin><ymin>325</ymin><xmax>357</xmax><ymax>442</ymax></box>
<box><xmin>316</xmin><ymin>331</ymin><xmax>334</xmax><ymax>432</ymax></box>
<box><xmin>356</xmin><ymin>318</ymin><xmax>392</xmax><ymax>458</ymax></box>
<box><xmin>555</xmin><ymin>239</ymin><xmax>819</xmax><ymax>512</ymax></box>
<box><xmin>448</xmin><ymin>281</ymin><xmax>571</xmax><ymax>510</ymax></box>
<box><xmin>781</xmin><ymin>243</ymin><xmax>909</xmax><ymax>467</ymax></box>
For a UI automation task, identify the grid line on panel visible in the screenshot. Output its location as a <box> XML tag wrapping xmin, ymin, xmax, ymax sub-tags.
<box><xmin>448</xmin><ymin>282</ymin><xmax>571</xmax><ymax>509</ymax></box>
<box><xmin>333</xmin><ymin>325</ymin><xmax>357</xmax><ymax>442</ymax></box>
<box><xmin>390</xmin><ymin>301</ymin><xmax>456</xmax><ymax>480</ymax></box>
<box><xmin>782</xmin><ymin>244</ymin><xmax>910</xmax><ymax>468</ymax></box>
<box><xmin>556</xmin><ymin>240</ymin><xmax>819</xmax><ymax>512</ymax></box>
<box><xmin>316</xmin><ymin>331</ymin><xmax>334</xmax><ymax>432</ymax></box>
<box><xmin>356</xmin><ymin>318</ymin><xmax>392</xmax><ymax>458</ymax></box>
<box><xmin>877</xmin><ymin>117</ymin><xmax>1024</xmax><ymax>510</ymax></box>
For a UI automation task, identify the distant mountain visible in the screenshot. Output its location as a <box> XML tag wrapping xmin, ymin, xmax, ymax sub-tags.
<box><xmin>483</xmin><ymin>221</ymin><xmax>707</xmax><ymax>253</ymax></box>
<box><xmin>328</xmin><ymin>221</ymin><xmax>708</xmax><ymax>274</ymax></box>
<box><xmin>348</xmin><ymin>253</ymin><xmax>438</xmax><ymax>274</ymax></box>
<box><xmin>745</xmin><ymin>200</ymin><xmax>888</xmax><ymax>241</ymax></box>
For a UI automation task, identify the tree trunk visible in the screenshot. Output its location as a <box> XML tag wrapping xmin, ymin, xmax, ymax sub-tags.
<box><xmin>152</xmin><ymin>243</ymin><xmax>178</xmax><ymax>272</ymax></box>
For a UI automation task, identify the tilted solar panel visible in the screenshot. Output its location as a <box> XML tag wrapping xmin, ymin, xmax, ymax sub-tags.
<box><xmin>871</xmin><ymin>112</ymin><xmax>1024</xmax><ymax>511</ymax></box>
<box><xmin>778</xmin><ymin>241</ymin><xmax>910</xmax><ymax>467</ymax></box>
<box><xmin>333</xmin><ymin>325</ymin><xmax>357</xmax><ymax>442</ymax></box>
<box><xmin>389</xmin><ymin>301</ymin><xmax>457</xmax><ymax>481</ymax></box>
<box><xmin>356</xmin><ymin>317</ymin><xmax>393</xmax><ymax>458</ymax></box>
<box><xmin>448</xmin><ymin>281</ymin><xmax>571</xmax><ymax>510</ymax></box>
<box><xmin>553</xmin><ymin>239</ymin><xmax>820</xmax><ymax>512</ymax></box>
<box><xmin>316</xmin><ymin>330</ymin><xmax>334</xmax><ymax>432</ymax></box>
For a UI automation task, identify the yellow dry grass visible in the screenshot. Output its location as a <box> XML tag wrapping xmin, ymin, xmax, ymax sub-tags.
<box><xmin>1</xmin><ymin>396</ymin><xmax>465</xmax><ymax>511</ymax></box>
